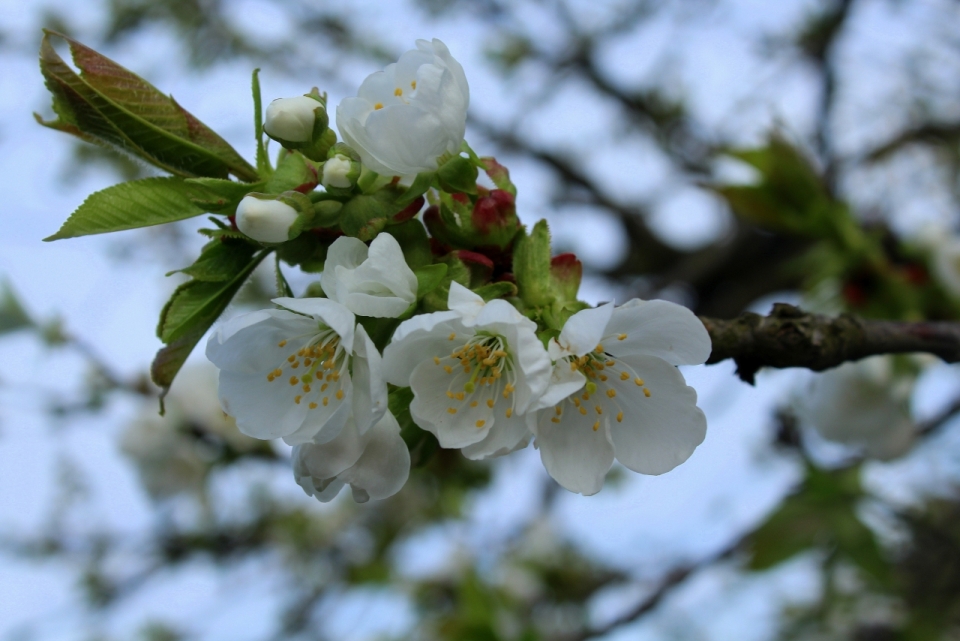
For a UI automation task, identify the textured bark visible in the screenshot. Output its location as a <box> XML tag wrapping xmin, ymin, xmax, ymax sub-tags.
<box><xmin>702</xmin><ymin>304</ymin><xmax>960</xmax><ymax>383</ymax></box>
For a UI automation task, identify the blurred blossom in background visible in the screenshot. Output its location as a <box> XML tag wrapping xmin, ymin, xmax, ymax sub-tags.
<box><xmin>4</xmin><ymin>0</ymin><xmax>960</xmax><ymax>639</ymax></box>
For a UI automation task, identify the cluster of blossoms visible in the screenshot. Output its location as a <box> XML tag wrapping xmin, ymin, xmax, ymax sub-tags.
<box><xmin>202</xmin><ymin>39</ymin><xmax>712</xmax><ymax>502</ymax></box>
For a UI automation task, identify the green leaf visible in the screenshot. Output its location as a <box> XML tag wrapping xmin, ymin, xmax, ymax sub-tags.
<box><xmin>185</xmin><ymin>178</ymin><xmax>264</xmax><ymax>213</ymax></box>
<box><xmin>414</xmin><ymin>263</ymin><xmax>448</xmax><ymax>298</ymax></box>
<box><xmin>152</xmin><ymin>250</ymin><xmax>269</xmax><ymax>395</ymax></box>
<box><xmin>169</xmin><ymin>240</ymin><xmax>257</xmax><ymax>281</ymax></box>
<box><xmin>473</xmin><ymin>281</ymin><xmax>517</xmax><ymax>301</ymax></box>
<box><xmin>264</xmin><ymin>152</ymin><xmax>316</xmax><ymax>194</ymax></box>
<box><xmin>37</xmin><ymin>31</ymin><xmax>257</xmax><ymax>181</ymax></box>
<box><xmin>0</xmin><ymin>280</ymin><xmax>35</xmax><ymax>334</ymax></box>
<box><xmin>45</xmin><ymin>177</ymin><xmax>218</xmax><ymax>241</ymax></box>
<box><xmin>390</xmin><ymin>387</ymin><xmax>437</xmax><ymax>467</ymax></box>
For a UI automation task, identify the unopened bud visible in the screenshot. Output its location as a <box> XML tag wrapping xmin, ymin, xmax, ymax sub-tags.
<box><xmin>321</xmin><ymin>154</ymin><xmax>360</xmax><ymax>189</ymax></box>
<box><xmin>264</xmin><ymin>96</ymin><xmax>322</xmax><ymax>143</ymax></box>
<box><xmin>236</xmin><ymin>194</ymin><xmax>300</xmax><ymax>243</ymax></box>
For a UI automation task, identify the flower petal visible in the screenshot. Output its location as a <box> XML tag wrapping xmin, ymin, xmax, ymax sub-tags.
<box><xmin>531</xmin><ymin>361</ymin><xmax>587</xmax><ymax>411</ymax></box>
<box><xmin>321</xmin><ymin>236</ymin><xmax>369</xmax><ymax>303</ymax></box>
<box><xmin>218</xmin><ymin>369</ymin><xmax>308</xmax><ymax>439</ymax></box>
<box><xmin>605</xmin><ymin>299</ymin><xmax>711</xmax><ymax>366</ymax></box>
<box><xmin>292</xmin><ymin>418</ymin><xmax>365</xmax><ymax>481</ymax></box>
<box><xmin>206</xmin><ymin>309</ymin><xmax>316</xmax><ymax>374</ymax></box>
<box><xmin>534</xmin><ymin>405</ymin><xmax>614</xmax><ymax>495</ymax></box>
<box><xmin>351</xmin><ymin>323</ymin><xmax>388</xmax><ymax>434</ymax></box>
<box><xmin>447</xmin><ymin>281</ymin><xmax>486</xmax><ymax>324</ymax></box>
<box><xmin>283</xmin><ymin>370</ymin><xmax>354</xmax><ymax>446</ymax></box>
<box><xmin>408</xmin><ymin>358</ymin><xmax>492</xmax><ymax>449</ymax></box>
<box><xmin>339</xmin><ymin>410</ymin><xmax>411</xmax><ymax>502</ymax></box>
<box><xmin>272</xmin><ymin>297</ymin><xmax>356</xmax><ymax>351</ymax></box>
<box><xmin>381</xmin><ymin>311</ymin><xmax>464</xmax><ymax>386</ymax></box>
<box><xmin>606</xmin><ymin>354</ymin><xmax>707</xmax><ymax>475</ymax></box>
<box><xmin>461</xmin><ymin>403</ymin><xmax>534</xmax><ymax>460</ymax></box>
<box><xmin>554</xmin><ymin>303</ymin><xmax>614</xmax><ymax>358</ymax></box>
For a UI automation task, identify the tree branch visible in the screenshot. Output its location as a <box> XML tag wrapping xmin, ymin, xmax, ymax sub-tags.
<box><xmin>702</xmin><ymin>303</ymin><xmax>960</xmax><ymax>383</ymax></box>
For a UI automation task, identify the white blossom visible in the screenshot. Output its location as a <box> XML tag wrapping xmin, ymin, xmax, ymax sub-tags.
<box><xmin>533</xmin><ymin>300</ymin><xmax>712</xmax><ymax>495</ymax></box>
<box><xmin>293</xmin><ymin>410</ymin><xmax>410</xmax><ymax>503</ymax></box>
<box><xmin>321</xmin><ymin>233</ymin><xmax>418</xmax><ymax>318</ymax></box>
<box><xmin>336</xmin><ymin>38</ymin><xmax>469</xmax><ymax>177</ymax></box>
<box><xmin>799</xmin><ymin>356</ymin><xmax>915</xmax><ymax>460</ymax></box>
<box><xmin>235</xmin><ymin>195</ymin><xmax>299</xmax><ymax>243</ymax></box>
<box><xmin>321</xmin><ymin>154</ymin><xmax>357</xmax><ymax>189</ymax></box>
<box><xmin>205</xmin><ymin>297</ymin><xmax>386</xmax><ymax>445</ymax></box>
<box><xmin>264</xmin><ymin>95</ymin><xmax>320</xmax><ymax>143</ymax></box>
<box><xmin>382</xmin><ymin>283</ymin><xmax>551</xmax><ymax>459</ymax></box>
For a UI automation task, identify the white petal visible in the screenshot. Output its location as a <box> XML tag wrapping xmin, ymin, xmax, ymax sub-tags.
<box><xmin>272</xmin><ymin>297</ymin><xmax>356</xmax><ymax>351</ymax></box>
<box><xmin>339</xmin><ymin>411</ymin><xmax>411</xmax><ymax>501</ymax></box>
<box><xmin>351</xmin><ymin>323</ymin><xmax>388</xmax><ymax>434</ymax></box>
<box><xmin>264</xmin><ymin>96</ymin><xmax>319</xmax><ymax>142</ymax></box>
<box><xmin>503</xmin><ymin>324</ymin><xmax>552</xmax><ymax>413</ymax></box>
<box><xmin>293</xmin><ymin>418</ymin><xmax>366</xmax><ymax>481</ymax></box>
<box><xmin>534</xmin><ymin>405</ymin><xmax>614</xmax><ymax>495</ymax></box>
<box><xmin>342</xmin><ymin>292</ymin><xmax>412</xmax><ymax>318</ymax></box>
<box><xmin>555</xmin><ymin>303</ymin><xmax>614</xmax><ymax>358</ymax></box>
<box><xmin>282</xmin><ymin>371</ymin><xmax>354</xmax><ymax>446</ymax></box>
<box><xmin>605</xmin><ymin>299</ymin><xmax>711</xmax><ymax>366</ymax></box>
<box><xmin>531</xmin><ymin>361</ymin><xmax>587</xmax><ymax>411</ymax></box>
<box><xmin>408</xmin><ymin>358</ymin><xmax>492</xmax><ymax>449</ymax></box>
<box><xmin>321</xmin><ymin>236</ymin><xmax>369</xmax><ymax>302</ymax></box>
<box><xmin>381</xmin><ymin>312</ymin><xmax>464</xmax><ymax>386</ymax></box>
<box><xmin>606</xmin><ymin>354</ymin><xmax>706</xmax><ymax>475</ymax></box>
<box><xmin>235</xmin><ymin>196</ymin><xmax>299</xmax><ymax>243</ymax></box>
<box><xmin>461</xmin><ymin>403</ymin><xmax>534</xmax><ymax>460</ymax></box>
<box><xmin>474</xmin><ymin>298</ymin><xmax>534</xmax><ymax>330</ymax></box>
<box><xmin>206</xmin><ymin>309</ymin><xmax>315</xmax><ymax>374</ymax></box>
<box><xmin>447</xmin><ymin>281</ymin><xmax>486</xmax><ymax>324</ymax></box>
<box><xmin>218</xmin><ymin>369</ymin><xmax>308</xmax><ymax>439</ymax></box>
<box><xmin>363</xmin><ymin>233</ymin><xmax>418</xmax><ymax>300</ymax></box>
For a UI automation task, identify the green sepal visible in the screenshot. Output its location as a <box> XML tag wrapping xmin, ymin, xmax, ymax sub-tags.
<box><xmin>422</xmin><ymin>254</ymin><xmax>471</xmax><ymax>312</ymax></box>
<box><xmin>275</xmin><ymin>254</ymin><xmax>294</xmax><ymax>297</ymax></box>
<box><xmin>167</xmin><ymin>239</ymin><xmax>257</xmax><ymax>281</ymax></box>
<box><xmin>264</xmin><ymin>152</ymin><xmax>317</xmax><ymax>194</ymax></box>
<box><xmin>45</xmin><ymin>177</ymin><xmax>216</xmax><ymax>241</ymax></box>
<box><xmin>396</xmin><ymin>172</ymin><xmax>435</xmax><ymax>208</ymax></box>
<box><xmin>473</xmin><ymin>281</ymin><xmax>517</xmax><ymax>302</ymax></box>
<box><xmin>339</xmin><ymin>193</ymin><xmax>396</xmax><ymax>240</ymax></box>
<box><xmin>513</xmin><ymin>220</ymin><xmax>556</xmax><ymax>307</ymax></box>
<box><xmin>251</xmin><ymin>68</ymin><xmax>272</xmax><ymax>177</ymax></box>
<box><xmin>37</xmin><ymin>31</ymin><xmax>257</xmax><ymax>181</ymax></box>
<box><xmin>436</xmin><ymin>155</ymin><xmax>478</xmax><ymax>195</ymax></box>
<box><xmin>312</xmin><ymin>199</ymin><xmax>343</xmax><ymax>227</ymax></box>
<box><xmin>414</xmin><ymin>263</ymin><xmax>449</xmax><ymax>299</ymax></box>
<box><xmin>152</xmin><ymin>249</ymin><xmax>270</xmax><ymax>400</ymax></box>
<box><xmin>383</xmin><ymin>219</ymin><xmax>432</xmax><ymax>269</ymax></box>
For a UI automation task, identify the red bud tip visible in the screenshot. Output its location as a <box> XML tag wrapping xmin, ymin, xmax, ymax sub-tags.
<box><xmin>472</xmin><ymin>189</ymin><xmax>517</xmax><ymax>233</ymax></box>
<box><xmin>393</xmin><ymin>196</ymin><xmax>425</xmax><ymax>222</ymax></box>
<box><xmin>455</xmin><ymin>250</ymin><xmax>495</xmax><ymax>269</ymax></box>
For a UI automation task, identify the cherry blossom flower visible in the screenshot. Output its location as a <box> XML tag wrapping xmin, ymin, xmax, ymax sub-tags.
<box><xmin>205</xmin><ymin>297</ymin><xmax>386</xmax><ymax>446</ymax></box>
<box><xmin>264</xmin><ymin>95</ymin><xmax>322</xmax><ymax>143</ymax></box>
<box><xmin>799</xmin><ymin>356</ymin><xmax>915</xmax><ymax>460</ymax></box>
<box><xmin>533</xmin><ymin>300</ymin><xmax>712</xmax><ymax>495</ymax></box>
<box><xmin>293</xmin><ymin>410</ymin><xmax>411</xmax><ymax>503</ymax></box>
<box><xmin>382</xmin><ymin>283</ymin><xmax>551</xmax><ymax>459</ymax></box>
<box><xmin>235</xmin><ymin>194</ymin><xmax>300</xmax><ymax>243</ymax></box>
<box><xmin>336</xmin><ymin>39</ymin><xmax>469</xmax><ymax>177</ymax></box>
<box><xmin>320</xmin><ymin>233</ymin><xmax>418</xmax><ymax>318</ymax></box>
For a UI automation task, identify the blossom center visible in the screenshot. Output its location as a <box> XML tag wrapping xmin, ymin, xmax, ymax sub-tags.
<box><xmin>266</xmin><ymin>327</ymin><xmax>349</xmax><ymax>410</ymax></box>
<box><xmin>433</xmin><ymin>333</ymin><xmax>518</xmax><ymax>423</ymax></box>
<box><xmin>552</xmin><ymin>344</ymin><xmax>651</xmax><ymax>431</ymax></box>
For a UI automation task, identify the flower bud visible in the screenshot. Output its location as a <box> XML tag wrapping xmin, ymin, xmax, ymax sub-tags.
<box><xmin>264</xmin><ymin>95</ymin><xmax>323</xmax><ymax>143</ymax></box>
<box><xmin>236</xmin><ymin>192</ymin><xmax>308</xmax><ymax>243</ymax></box>
<box><xmin>321</xmin><ymin>154</ymin><xmax>360</xmax><ymax>189</ymax></box>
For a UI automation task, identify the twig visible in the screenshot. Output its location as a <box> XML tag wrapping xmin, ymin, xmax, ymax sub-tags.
<box><xmin>702</xmin><ymin>303</ymin><xmax>960</xmax><ymax>383</ymax></box>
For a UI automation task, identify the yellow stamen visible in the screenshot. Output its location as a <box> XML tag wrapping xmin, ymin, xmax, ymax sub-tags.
<box><xmin>411</xmin><ymin>80</ymin><xmax>417</xmax><ymax>89</ymax></box>
<box><xmin>607</xmin><ymin>389</ymin><xmax>616</xmax><ymax>398</ymax></box>
<box><xmin>599</xmin><ymin>374</ymin><xmax>608</xmax><ymax>381</ymax></box>
<box><xmin>595</xmin><ymin>406</ymin><xmax>603</xmax><ymax>414</ymax></box>
<box><xmin>555</xmin><ymin>406</ymin><xmax>562</xmax><ymax>415</ymax></box>
<box><xmin>592</xmin><ymin>420</ymin><xmax>600</xmax><ymax>431</ymax></box>
<box><xmin>635</xmin><ymin>378</ymin><xmax>644</xmax><ymax>386</ymax></box>
<box><xmin>470</xmin><ymin>400</ymin><xmax>479</xmax><ymax>408</ymax></box>
<box><xmin>486</xmin><ymin>399</ymin><xmax>495</xmax><ymax>408</ymax></box>
<box><xmin>476</xmin><ymin>419</ymin><xmax>485</xmax><ymax>428</ymax></box>
<box><xmin>579</xmin><ymin>406</ymin><xmax>587</xmax><ymax>415</ymax></box>
<box><xmin>617</xmin><ymin>411</ymin><xmax>623</xmax><ymax>422</ymax></box>
<box><xmin>444</xmin><ymin>365</ymin><xmax>453</xmax><ymax>374</ymax></box>
<box><xmin>621</xmin><ymin>371</ymin><xmax>630</xmax><ymax>381</ymax></box>
<box><xmin>594</xmin><ymin>344</ymin><xmax>604</xmax><ymax>354</ymax></box>
<box><xmin>394</xmin><ymin>87</ymin><xmax>402</xmax><ymax>96</ymax></box>
<box><xmin>294</xmin><ymin>395</ymin><xmax>301</xmax><ymax>404</ymax></box>
<box><xmin>644</xmin><ymin>388</ymin><xmax>652</xmax><ymax>397</ymax></box>
<box><xmin>617</xmin><ymin>333</ymin><xmax>627</xmax><ymax>341</ymax></box>
<box><xmin>309</xmin><ymin>402</ymin><xmax>318</xmax><ymax>409</ymax></box>
<box><xmin>448</xmin><ymin>407</ymin><xmax>457</xmax><ymax>414</ymax></box>
<box><xmin>448</xmin><ymin>332</ymin><xmax>456</xmax><ymax>340</ymax></box>
<box><xmin>321</xmin><ymin>383</ymin><xmax>328</xmax><ymax>392</ymax></box>
<box><xmin>278</xmin><ymin>340</ymin><xmax>287</xmax><ymax>347</ymax></box>
<box><xmin>433</xmin><ymin>356</ymin><xmax>440</xmax><ymax>365</ymax></box>
<box><xmin>273</xmin><ymin>368</ymin><xmax>282</xmax><ymax>378</ymax></box>
<box><xmin>323</xmin><ymin>397</ymin><xmax>329</xmax><ymax>406</ymax></box>
<box><xmin>455</xmin><ymin>391</ymin><xmax>465</xmax><ymax>401</ymax></box>
<box><xmin>287</xmin><ymin>355</ymin><xmax>296</xmax><ymax>363</ymax></box>
<box><xmin>551</xmin><ymin>416</ymin><xmax>560</xmax><ymax>423</ymax></box>
<box><xmin>374</xmin><ymin>102</ymin><xmax>383</xmax><ymax>110</ymax></box>
<box><xmin>506</xmin><ymin>408</ymin><xmax>513</xmax><ymax>418</ymax></box>
<box><xmin>302</xmin><ymin>384</ymin><xmax>311</xmax><ymax>392</ymax></box>
<box><xmin>606</xmin><ymin>360</ymin><xmax>615</xmax><ymax>367</ymax></box>
<box><xmin>289</xmin><ymin>376</ymin><xmax>299</xmax><ymax>385</ymax></box>
<box><xmin>446</xmin><ymin>391</ymin><xmax>454</xmax><ymax>399</ymax></box>
<box><xmin>336</xmin><ymin>389</ymin><xmax>344</xmax><ymax>400</ymax></box>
